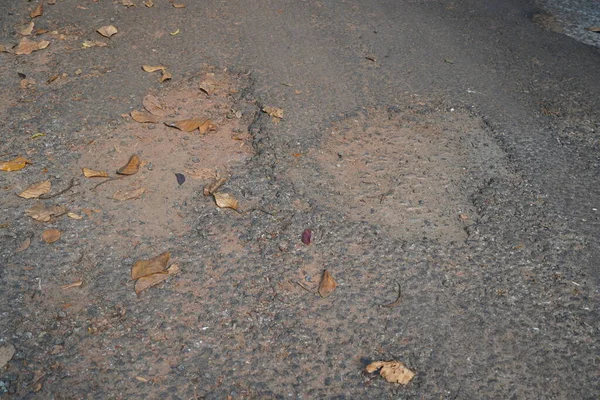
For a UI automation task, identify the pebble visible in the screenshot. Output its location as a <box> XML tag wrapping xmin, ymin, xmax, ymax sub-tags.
<box><xmin>192</xmin><ymin>157</ymin><xmax>200</xmax><ymax>163</ymax></box>
<box><xmin>57</xmin><ymin>311</ymin><xmax>67</xmax><ymax>319</ymax></box>
<box><xmin>147</xmin><ymin>162</ymin><xmax>153</xmax><ymax>171</ymax></box>
<box><xmin>147</xmin><ymin>124</ymin><xmax>156</xmax><ymax>130</ymax></box>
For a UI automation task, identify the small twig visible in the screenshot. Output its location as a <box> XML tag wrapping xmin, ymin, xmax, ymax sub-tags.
<box><xmin>296</xmin><ymin>280</ymin><xmax>314</xmax><ymax>294</ymax></box>
<box><xmin>379</xmin><ymin>283</ymin><xmax>402</xmax><ymax>308</ymax></box>
<box><xmin>239</xmin><ymin>207</ymin><xmax>276</xmax><ymax>216</ymax></box>
<box><xmin>39</xmin><ymin>178</ymin><xmax>79</xmax><ymax>199</ymax></box>
<box><xmin>29</xmin><ymin>372</ymin><xmax>46</xmax><ymax>388</ymax></box>
<box><xmin>92</xmin><ymin>176</ymin><xmax>125</xmax><ymax>190</ymax></box>
<box><xmin>75</xmin><ymin>250</ymin><xmax>85</xmax><ymax>264</ymax></box>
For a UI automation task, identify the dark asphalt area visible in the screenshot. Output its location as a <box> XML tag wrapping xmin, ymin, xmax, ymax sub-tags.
<box><xmin>1</xmin><ymin>0</ymin><xmax>599</xmax><ymax>398</ymax></box>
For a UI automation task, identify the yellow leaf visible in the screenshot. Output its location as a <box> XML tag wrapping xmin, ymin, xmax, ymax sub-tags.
<box><xmin>365</xmin><ymin>361</ymin><xmax>415</xmax><ymax>385</ymax></box>
<box><xmin>26</xmin><ymin>203</ymin><xmax>67</xmax><ymax>222</ymax></box>
<box><xmin>134</xmin><ymin>264</ymin><xmax>180</xmax><ymax>294</ymax></box>
<box><xmin>20</xmin><ymin>22</ymin><xmax>35</xmax><ymax>36</ymax></box>
<box><xmin>116</xmin><ymin>154</ymin><xmax>141</xmax><ymax>175</ymax></box>
<box><xmin>143</xmin><ymin>0</ymin><xmax>153</xmax><ymax>7</ymax></box>
<box><xmin>18</xmin><ymin>180</ymin><xmax>51</xmax><ymax>199</ymax></box>
<box><xmin>42</xmin><ymin>229</ymin><xmax>61</xmax><ymax>243</ymax></box>
<box><xmin>61</xmin><ymin>280</ymin><xmax>83</xmax><ymax>289</ymax></box>
<box><xmin>112</xmin><ymin>187</ymin><xmax>145</xmax><ymax>201</ymax></box>
<box><xmin>170</xmin><ymin>29</ymin><xmax>180</xmax><ymax>36</ymax></box>
<box><xmin>262</xmin><ymin>106</ymin><xmax>284</xmax><ymax>119</ymax></box>
<box><xmin>0</xmin><ymin>156</ymin><xmax>31</xmax><ymax>171</ymax></box>
<box><xmin>213</xmin><ymin>192</ymin><xmax>238</xmax><ymax>210</ymax></box>
<box><xmin>142</xmin><ymin>65</ymin><xmax>166</xmax><ymax>73</ymax></box>
<box><xmin>318</xmin><ymin>269</ymin><xmax>336</xmax><ymax>298</ymax></box>
<box><xmin>82</xmin><ymin>40</ymin><xmax>108</xmax><ymax>48</ymax></box>
<box><xmin>131</xmin><ymin>252</ymin><xmax>170</xmax><ymax>280</ymax></box>
<box><xmin>30</xmin><ymin>0</ymin><xmax>44</xmax><ymax>18</ymax></box>
<box><xmin>122</xmin><ymin>0</ymin><xmax>135</xmax><ymax>7</ymax></box>
<box><xmin>130</xmin><ymin>109</ymin><xmax>158</xmax><ymax>123</ymax></box>
<box><xmin>82</xmin><ymin>168</ymin><xmax>108</xmax><ymax>178</ymax></box>
<box><xmin>159</xmin><ymin>70</ymin><xmax>172</xmax><ymax>83</ymax></box>
<box><xmin>135</xmin><ymin>376</ymin><xmax>148</xmax><ymax>382</ymax></box>
<box><xmin>67</xmin><ymin>212</ymin><xmax>83</xmax><ymax>220</ymax></box>
<box><xmin>97</xmin><ymin>25</ymin><xmax>118</xmax><ymax>38</ymax></box>
<box><xmin>172</xmin><ymin>3</ymin><xmax>186</xmax><ymax>8</ymax></box>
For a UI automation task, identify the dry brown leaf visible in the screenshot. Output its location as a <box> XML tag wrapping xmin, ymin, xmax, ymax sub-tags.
<box><xmin>0</xmin><ymin>156</ymin><xmax>31</xmax><ymax>172</ymax></box>
<box><xmin>135</xmin><ymin>376</ymin><xmax>148</xmax><ymax>383</ymax></box>
<box><xmin>117</xmin><ymin>154</ymin><xmax>141</xmax><ymax>175</ymax></box>
<box><xmin>166</xmin><ymin>118</ymin><xmax>207</xmax><ymax>132</ymax></box>
<box><xmin>198</xmin><ymin>119</ymin><xmax>217</xmax><ymax>134</ymax></box>
<box><xmin>318</xmin><ymin>269</ymin><xmax>336</xmax><ymax>298</ymax></box>
<box><xmin>14</xmin><ymin>37</ymin><xmax>49</xmax><ymax>55</ymax></box>
<box><xmin>67</xmin><ymin>212</ymin><xmax>82</xmax><ymax>220</ymax></box>
<box><xmin>61</xmin><ymin>280</ymin><xmax>83</xmax><ymax>289</ymax></box>
<box><xmin>0</xmin><ymin>44</ymin><xmax>12</xmax><ymax>54</ymax></box>
<box><xmin>82</xmin><ymin>168</ymin><xmax>108</xmax><ymax>178</ymax></box>
<box><xmin>122</xmin><ymin>0</ymin><xmax>135</xmax><ymax>6</ymax></box>
<box><xmin>142</xmin><ymin>65</ymin><xmax>166</xmax><ymax>73</ymax></box>
<box><xmin>586</xmin><ymin>26</ymin><xmax>600</xmax><ymax>32</ymax></box>
<box><xmin>134</xmin><ymin>264</ymin><xmax>180</xmax><ymax>294</ymax></box>
<box><xmin>113</xmin><ymin>187</ymin><xmax>145</xmax><ymax>201</ymax></box>
<box><xmin>26</xmin><ymin>203</ymin><xmax>67</xmax><ymax>222</ymax></box>
<box><xmin>15</xmin><ymin>237</ymin><xmax>31</xmax><ymax>253</ymax></box>
<box><xmin>30</xmin><ymin>0</ymin><xmax>44</xmax><ymax>18</ymax></box>
<box><xmin>18</xmin><ymin>180</ymin><xmax>51</xmax><ymax>199</ymax></box>
<box><xmin>131</xmin><ymin>252</ymin><xmax>170</xmax><ymax>280</ymax></box>
<box><xmin>20</xmin><ymin>22</ymin><xmax>35</xmax><ymax>36</ymax></box>
<box><xmin>199</xmin><ymin>77</ymin><xmax>217</xmax><ymax>95</ymax></box>
<box><xmin>47</xmin><ymin>0</ymin><xmax>56</xmax><ymax>4</ymax></box>
<box><xmin>0</xmin><ymin>344</ymin><xmax>16</xmax><ymax>369</ymax></box>
<box><xmin>262</xmin><ymin>106</ymin><xmax>284</xmax><ymax>119</ymax></box>
<box><xmin>142</xmin><ymin>94</ymin><xmax>166</xmax><ymax>116</ymax></box>
<box><xmin>143</xmin><ymin>0</ymin><xmax>154</xmax><ymax>7</ymax></box>
<box><xmin>203</xmin><ymin>177</ymin><xmax>227</xmax><ymax>196</ymax></box>
<box><xmin>20</xmin><ymin>78</ymin><xmax>37</xmax><ymax>89</ymax></box>
<box><xmin>82</xmin><ymin>40</ymin><xmax>108</xmax><ymax>48</ymax></box>
<box><xmin>365</xmin><ymin>361</ymin><xmax>415</xmax><ymax>385</ymax></box>
<box><xmin>42</xmin><ymin>229</ymin><xmax>61</xmax><ymax>243</ymax></box>
<box><xmin>97</xmin><ymin>25</ymin><xmax>118</xmax><ymax>38</ymax></box>
<box><xmin>172</xmin><ymin>3</ymin><xmax>186</xmax><ymax>8</ymax></box>
<box><xmin>213</xmin><ymin>192</ymin><xmax>238</xmax><ymax>210</ymax></box>
<box><xmin>159</xmin><ymin>70</ymin><xmax>172</xmax><ymax>82</ymax></box>
<box><xmin>130</xmin><ymin>109</ymin><xmax>158</xmax><ymax>123</ymax></box>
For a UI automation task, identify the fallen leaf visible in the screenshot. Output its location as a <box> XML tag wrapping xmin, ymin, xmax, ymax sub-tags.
<box><xmin>173</xmin><ymin>3</ymin><xmax>186</xmax><ymax>8</ymax></box>
<box><xmin>170</xmin><ymin>28</ymin><xmax>180</xmax><ymax>36</ymax></box>
<box><xmin>142</xmin><ymin>65</ymin><xmax>166</xmax><ymax>73</ymax></box>
<box><xmin>117</xmin><ymin>154</ymin><xmax>141</xmax><ymax>175</ymax></box>
<box><xmin>47</xmin><ymin>0</ymin><xmax>56</xmax><ymax>4</ymax></box>
<box><xmin>586</xmin><ymin>26</ymin><xmax>600</xmax><ymax>32</ymax></box>
<box><xmin>19</xmin><ymin>180</ymin><xmax>51</xmax><ymax>199</ymax></box>
<box><xmin>97</xmin><ymin>25</ymin><xmax>118</xmax><ymax>38</ymax></box>
<box><xmin>365</xmin><ymin>361</ymin><xmax>415</xmax><ymax>385</ymax></box>
<box><xmin>262</xmin><ymin>106</ymin><xmax>284</xmax><ymax>119</ymax></box>
<box><xmin>159</xmin><ymin>70</ymin><xmax>172</xmax><ymax>83</ymax></box>
<box><xmin>67</xmin><ymin>212</ymin><xmax>82</xmax><ymax>220</ymax></box>
<box><xmin>30</xmin><ymin>1</ymin><xmax>44</xmax><ymax>18</ymax></box>
<box><xmin>131</xmin><ymin>110</ymin><xmax>158</xmax><ymax>123</ymax></box>
<box><xmin>213</xmin><ymin>192</ymin><xmax>239</xmax><ymax>210</ymax></box>
<box><xmin>301</xmin><ymin>228</ymin><xmax>312</xmax><ymax>245</ymax></box>
<box><xmin>20</xmin><ymin>77</ymin><xmax>37</xmax><ymax>89</ymax></box>
<box><xmin>175</xmin><ymin>173</ymin><xmax>185</xmax><ymax>185</ymax></box>
<box><xmin>112</xmin><ymin>187</ymin><xmax>145</xmax><ymax>201</ymax></box>
<box><xmin>142</xmin><ymin>94</ymin><xmax>166</xmax><ymax>116</ymax></box>
<box><xmin>82</xmin><ymin>40</ymin><xmax>108</xmax><ymax>48</ymax></box>
<box><xmin>135</xmin><ymin>376</ymin><xmax>148</xmax><ymax>383</ymax></box>
<box><xmin>0</xmin><ymin>344</ymin><xmax>16</xmax><ymax>369</ymax></box>
<box><xmin>199</xmin><ymin>77</ymin><xmax>217</xmax><ymax>95</ymax></box>
<box><xmin>61</xmin><ymin>280</ymin><xmax>83</xmax><ymax>289</ymax></box>
<box><xmin>166</xmin><ymin>118</ymin><xmax>209</xmax><ymax>132</ymax></box>
<box><xmin>203</xmin><ymin>177</ymin><xmax>227</xmax><ymax>196</ymax></box>
<box><xmin>143</xmin><ymin>0</ymin><xmax>154</xmax><ymax>7</ymax></box>
<box><xmin>0</xmin><ymin>156</ymin><xmax>31</xmax><ymax>171</ymax></box>
<box><xmin>122</xmin><ymin>0</ymin><xmax>135</xmax><ymax>7</ymax></box>
<box><xmin>135</xmin><ymin>264</ymin><xmax>180</xmax><ymax>294</ymax></box>
<box><xmin>20</xmin><ymin>22</ymin><xmax>35</xmax><ymax>36</ymax></box>
<box><xmin>15</xmin><ymin>237</ymin><xmax>31</xmax><ymax>253</ymax></box>
<box><xmin>318</xmin><ymin>269</ymin><xmax>336</xmax><ymax>298</ymax></box>
<box><xmin>0</xmin><ymin>44</ymin><xmax>12</xmax><ymax>54</ymax></box>
<box><xmin>82</xmin><ymin>168</ymin><xmax>108</xmax><ymax>178</ymax></box>
<box><xmin>42</xmin><ymin>229</ymin><xmax>61</xmax><ymax>243</ymax></box>
<box><xmin>14</xmin><ymin>37</ymin><xmax>49</xmax><ymax>55</ymax></box>
<box><xmin>131</xmin><ymin>251</ymin><xmax>170</xmax><ymax>280</ymax></box>
<box><xmin>26</xmin><ymin>203</ymin><xmax>67</xmax><ymax>222</ymax></box>
<box><xmin>198</xmin><ymin>119</ymin><xmax>217</xmax><ymax>134</ymax></box>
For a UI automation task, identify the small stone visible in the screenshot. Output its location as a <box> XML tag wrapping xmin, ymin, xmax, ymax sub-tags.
<box><xmin>147</xmin><ymin>162</ymin><xmax>153</xmax><ymax>171</ymax></box>
<box><xmin>147</xmin><ymin>124</ymin><xmax>156</xmax><ymax>130</ymax></box>
<box><xmin>57</xmin><ymin>311</ymin><xmax>66</xmax><ymax>319</ymax></box>
<box><xmin>191</xmin><ymin>157</ymin><xmax>200</xmax><ymax>163</ymax></box>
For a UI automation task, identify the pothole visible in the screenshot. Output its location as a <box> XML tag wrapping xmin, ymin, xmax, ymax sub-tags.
<box><xmin>290</xmin><ymin>106</ymin><xmax>510</xmax><ymax>243</ymax></box>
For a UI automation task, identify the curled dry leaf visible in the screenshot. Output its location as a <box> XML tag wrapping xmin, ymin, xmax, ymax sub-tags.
<box><xmin>318</xmin><ymin>269</ymin><xmax>336</xmax><ymax>298</ymax></box>
<box><xmin>14</xmin><ymin>37</ymin><xmax>49</xmax><ymax>55</ymax></box>
<box><xmin>19</xmin><ymin>180</ymin><xmax>51</xmax><ymax>199</ymax></box>
<box><xmin>42</xmin><ymin>229</ymin><xmax>61</xmax><ymax>243</ymax></box>
<box><xmin>122</xmin><ymin>0</ymin><xmax>135</xmax><ymax>6</ymax></box>
<box><xmin>262</xmin><ymin>106</ymin><xmax>284</xmax><ymax>119</ymax></box>
<box><xmin>0</xmin><ymin>156</ymin><xmax>31</xmax><ymax>172</ymax></box>
<box><xmin>365</xmin><ymin>361</ymin><xmax>415</xmax><ymax>385</ymax></box>
<box><xmin>142</xmin><ymin>65</ymin><xmax>166</xmax><ymax>73</ymax></box>
<box><xmin>131</xmin><ymin>251</ymin><xmax>170</xmax><ymax>280</ymax></box>
<box><xmin>166</xmin><ymin>118</ymin><xmax>207</xmax><ymax>132</ymax></box>
<box><xmin>131</xmin><ymin>110</ymin><xmax>158</xmax><ymax>123</ymax></box>
<box><xmin>20</xmin><ymin>22</ymin><xmax>35</xmax><ymax>36</ymax></box>
<box><xmin>15</xmin><ymin>237</ymin><xmax>31</xmax><ymax>253</ymax></box>
<box><xmin>113</xmin><ymin>187</ymin><xmax>145</xmax><ymax>201</ymax></box>
<box><xmin>67</xmin><ymin>212</ymin><xmax>83</xmax><ymax>220</ymax></box>
<box><xmin>170</xmin><ymin>29</ymin><xmax>180</xmax><ymax>36</ymax></box>
<box><xmin>172</xmin><ymin>3</ymin><xmax>186</xmax><ymax>8</ymax></box>
<box><xmin>159</xmin><ymin>70</ymin><xmax>172</xmax><ymax>83</ymax></box>
<box><xmin>199</xmin><ymin>119</ymin><xmax>217</xmax><ymax>134</ymax></box>
<box><xmin>117</xmin><ymin>154</ymin><xmax>141</xmax><ymax>175</ymax></box>
<box><xmin>203</xmin><ymin>177</ymin><xmax>227</xmax><ymax>196</ymax></box>
<box><xmin>213</xmin><ymin>192</ymin><xmax>238</xmax><ymax>210</ymax></box>
<box><xmin>134</xmin><ymin>264</ymin><xmax>180</xmax><ymax>294</ymax></box>
<box><xmin>82</xmin><ymin>168</ymin><xmax>109</xmax><ymax>178</ymax></box>
<box><xmin>143</xmin><ymin>0</ymin><xmax>154</xmax><ymax>7</ymax></box>
<box><xmin>97</xmin><ymin>25</ymin><xmax>118</xmax><ymax>38</ymax></box>
<box><xmin>26</xmin><ymin>203</ymin><xmax>67</xmax><ymax>222</ymax></box>
<box><xmin>142</xmin><ymin>94</ymin><xmax>166</xmax><ymax>116</ymax></box>
<box><xmin>199</xmin><ymin>77</ymin><xmax>217</xmax><ymax>95</ymax></box>
<box><xmin>30</xmin><ymin>0</ymin><xmax>44</xmax><ymax>18</ymax></box>
<box><xmin>586</xmin><ymin>26</ymin><xmax>600</xmax><ymax>32</ymax></box>
<box><xmin>61</xmin><ymin>280</ymin><xmax>83</xmax><ymax>289</ymax></box>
